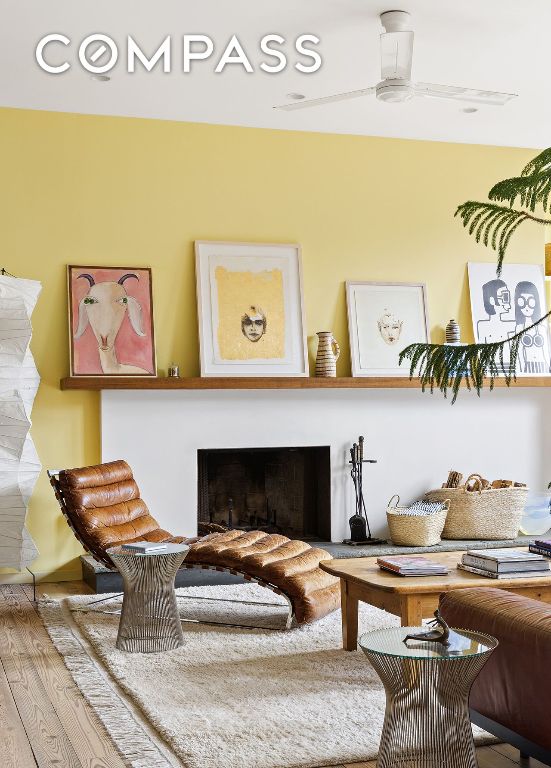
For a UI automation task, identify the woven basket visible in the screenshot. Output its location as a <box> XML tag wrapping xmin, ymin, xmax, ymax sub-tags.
<box><xmin>386</xmin><ymin>495</ymin><xmax>450</xmax><ymax>547</ymax></box>
<box><xmin>424</xmin><ymin>474</ymin><xmax>528</xmax><ymax>540</ymax></box>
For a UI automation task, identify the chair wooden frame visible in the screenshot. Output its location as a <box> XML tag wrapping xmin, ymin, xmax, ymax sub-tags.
<box><xmin>47</xmin><ymin>470</ymin><xmax>295</xmax><ymax>629</ymax></box>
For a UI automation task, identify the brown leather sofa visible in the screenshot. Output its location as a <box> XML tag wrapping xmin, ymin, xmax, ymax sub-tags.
<box><xmin>439</xmin><ymin>587</ymin><xmax>551</xmax><ymax>766</ymax></box>
<box><xmin>49</xmin><ymin>459</ymin><xmax>340</xmax><ymax>625</ymax></box>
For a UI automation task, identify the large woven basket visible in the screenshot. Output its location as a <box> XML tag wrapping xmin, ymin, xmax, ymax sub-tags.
<box><xmin>386</xmin><ymin>495</ymin><xmax>450</xmax><ymax>547</ymax></box>
<box><xmin>424</xmin><ymin>474</ymin><xmax>528</xmax><ymax>540</ymax></box>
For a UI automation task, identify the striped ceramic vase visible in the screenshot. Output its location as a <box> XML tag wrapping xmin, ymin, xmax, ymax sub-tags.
<box><xmin>315</xmin><ymin>331</ymin><xmax>340</xmax><ymax>377</ymax></box>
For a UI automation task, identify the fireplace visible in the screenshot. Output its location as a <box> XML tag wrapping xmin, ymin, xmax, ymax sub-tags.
<box><xmin>197</xmin><ymin>446</ymin><xmax>331</xmax><ymax>541</ymax></box>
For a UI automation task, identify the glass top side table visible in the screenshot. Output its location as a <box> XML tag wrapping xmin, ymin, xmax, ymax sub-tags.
<box><xmin>107</xmin><ymin>544</ymin><xmax>189</xmax><ymax>653</ymax></box>
<box><xmin>359</xmin><ymin>626</ymin><xmax>498</xmax><ymax>768</ymax></box>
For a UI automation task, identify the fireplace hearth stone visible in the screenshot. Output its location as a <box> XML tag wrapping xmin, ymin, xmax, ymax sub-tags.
<box><xmin>80</xmin><ymin>531</ymin><xmax>543</xmax><ymax>593</ymax></box>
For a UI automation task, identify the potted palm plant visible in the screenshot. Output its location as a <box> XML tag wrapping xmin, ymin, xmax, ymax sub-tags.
<box><xmin>400</xmin><ymin>147</ymin><xmax>551</xmax><ymax>401</ymax></box>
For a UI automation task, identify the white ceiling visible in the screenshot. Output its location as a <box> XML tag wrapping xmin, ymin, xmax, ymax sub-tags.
<box><xmin>1</xmin><ymin>0</ymin><xmax>550</xmax><ymax>148</ymax></box>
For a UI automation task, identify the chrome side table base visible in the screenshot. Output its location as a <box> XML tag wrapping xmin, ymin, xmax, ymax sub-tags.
<box><xmin>108</xmin><ymin>545</ymin><xmax>188</xmax><ymax>653</ymax></box>
<box><xmin>360</xmin><ymin>627</ymin><xmax>497</xmax><ymax>768</ymax></box>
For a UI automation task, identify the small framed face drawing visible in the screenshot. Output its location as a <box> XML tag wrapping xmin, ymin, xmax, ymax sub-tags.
<box><xmin>195</xmin><ymin>241</ymin><xmax>308</xmax><ymax>376</ymax></box>
<box><xmin>346</xmin><ymin>281</ymin><xmax>430</xmax><ymax>377</ymax></box>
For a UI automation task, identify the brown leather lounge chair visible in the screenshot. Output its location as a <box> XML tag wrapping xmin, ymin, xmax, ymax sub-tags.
<box><xmin>48</xmin><ymin>460</ymin><xmax>340</xmax><ymax>627</ymax></box>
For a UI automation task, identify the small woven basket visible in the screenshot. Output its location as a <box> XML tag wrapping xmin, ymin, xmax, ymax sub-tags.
<box><xmin>424</xmin><ymin>474</ymin><xmax>528</xmax><ymax>540</ymax></box>
<box><xmin>386</xmin><ymin>495</ymin><xmax>450</xmax><ymax>547</ymax></box>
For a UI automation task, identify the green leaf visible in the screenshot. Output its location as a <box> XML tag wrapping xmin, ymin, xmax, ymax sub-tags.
<box><xmin>454</xmin><ymin>201</ymin><xmax>528</xmax><ymax>274</ymax></box>
<box><xmin>521</xmin><ymin>147</ymin><xmax>551</xmax><ymax>177</ymax></box>
<box><xmin>399</xmin><ymin>311</ymin><xmax>551</xmax><ymax>402</ymax></box>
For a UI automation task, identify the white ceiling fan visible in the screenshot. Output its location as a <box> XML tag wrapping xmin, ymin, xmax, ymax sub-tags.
<box><xmin>275</xmin><ymin>10</ymin><xmax>517</xmax><ymax>111</ymax></box>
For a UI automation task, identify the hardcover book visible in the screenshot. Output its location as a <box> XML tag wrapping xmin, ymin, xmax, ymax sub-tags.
<box><xmin>457</xmin><ymin>562</ymin><xmax>549</xmax><ymax>579</ymax></box>
<box><xmin>377</xmin><ymin>556</ymin><xmax>448</xmax><ymax>576</ymax></box>
<box><xmin>529</xmin><ymin>545</ymin><xmax>551</xmax><ymax>558</ymax></box>
<box><xmin>462</xmin><ymin>550</ymin><xmax>548</xmax><ymax>573</ymax></box>
<box><xmin>120</xmin><ymin>542</ymin><xmax>168</xmax><ymax>554</ymax></box>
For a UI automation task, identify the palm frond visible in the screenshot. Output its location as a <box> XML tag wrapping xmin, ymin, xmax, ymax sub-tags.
<box><xmin>399</xmin><ymin>311</ymin><xmax>551</xmax><ymax>403</ymax></box>
<box><xmin>521</xmin><ymin>147</ymin><xmax>551</xmax><ymax>177</ymax></box>
<box><xmin>488</xmin><ymin>171</ymin><xmax>551</xmax><ymax>213</ymax></box>
<box><xmin>454</xmin><ymin>202</ymin><xmax>529</xmax><ymax>274</ymax></box>
<box><xmin>427</xmin><ymin>146</ymin><xmax>551</xmax><ymax>403</ymax></box>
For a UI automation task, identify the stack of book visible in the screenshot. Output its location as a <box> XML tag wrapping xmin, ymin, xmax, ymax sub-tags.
<box><xmin>377</xmin><ymin>556</ymin><xmax>449</xmax><ymax>577</ymax></box>
<box><xmin>529</xmin><ymin>539</ymin><xmax>551</xmax><ymax>558</ymax></box>
<box><xmin>458</xmin><ymin>548</ymin><xmax>550</xmax><ymax>579</ymax></box>
<box><xmin>120</xmin><ymin>542</ymin><xmax>168</xmax><ymax>554</ymax></box>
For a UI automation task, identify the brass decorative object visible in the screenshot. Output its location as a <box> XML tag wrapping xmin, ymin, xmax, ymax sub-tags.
<box><xmin>403</xmin><ymin>609</ymin><xmax>451</xmax><ymax>647</ymax></box>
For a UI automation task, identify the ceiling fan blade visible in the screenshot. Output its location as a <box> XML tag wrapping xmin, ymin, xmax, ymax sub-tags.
<box><xmin>380</xmin><ymin>31</ymin><xmax>414</xmax><ymax>80</ymax></box>
<box><xmin>415</xmin><ymin>82</ymin><xmax>517</xmax><ymax>106</ymax></box>
<box><xmin>274</xmin><ymin>87</ymin><xmax>376</xmax><ymax>111</ymax></box>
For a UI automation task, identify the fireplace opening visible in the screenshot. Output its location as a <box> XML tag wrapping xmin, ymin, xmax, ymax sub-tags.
<box><xmin>197</xmin><ymin>446</ymin><xmax>331</xmax><ymax>541</ymax></box>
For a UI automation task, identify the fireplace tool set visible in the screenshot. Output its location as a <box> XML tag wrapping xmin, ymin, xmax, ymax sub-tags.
<box><xmin>344</xmin><ymin>435</ymin><xmax>385</xmax><ymax>546</ymax></box>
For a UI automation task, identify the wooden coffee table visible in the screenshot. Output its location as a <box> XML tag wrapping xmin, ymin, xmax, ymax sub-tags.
<box><xmin>320</xmin><ymin>549</ymin><xmax>551</xmax><ymax>650</ymax></box>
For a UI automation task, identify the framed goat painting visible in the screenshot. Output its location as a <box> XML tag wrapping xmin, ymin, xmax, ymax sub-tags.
<box><xmin>67</xmin><ymin>266</ymin><xmax>157</xmax><ymax>376</ymax></box>
<box><xmin>195</xmin><ymin>241</ymin><xmax>308</xmax><ymax>376</ymax></box>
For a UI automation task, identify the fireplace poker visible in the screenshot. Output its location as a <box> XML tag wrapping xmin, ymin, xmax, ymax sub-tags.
<box><xmin>344</xmin><ymin>435</ymin><xmax>385</xmax><ymax>546</ymax></box>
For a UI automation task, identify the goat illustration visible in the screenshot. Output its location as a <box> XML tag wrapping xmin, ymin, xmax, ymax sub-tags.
<box><xmin>74</xmin><ymin>273</ymin><xmax>149</xmax><ymax>374</ymax></box>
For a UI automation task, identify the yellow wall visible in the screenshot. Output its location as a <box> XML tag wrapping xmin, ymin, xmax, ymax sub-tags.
<box><xmin>0</xmin><ymin>107</ymin><xmax>543</xmax><ymax>581</ymax></box>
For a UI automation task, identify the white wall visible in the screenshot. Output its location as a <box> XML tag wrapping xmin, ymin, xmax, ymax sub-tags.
<box><xmin>101</xmin><ymin>388</ymin><xmax>551</xmax><ymax>541</ymax></box>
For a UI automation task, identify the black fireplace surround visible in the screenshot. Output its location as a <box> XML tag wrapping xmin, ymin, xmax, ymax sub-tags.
<box><xmin>197</xmin><ymin>446</ymin><xmax>331</xmax><ymax>541</ymax></box>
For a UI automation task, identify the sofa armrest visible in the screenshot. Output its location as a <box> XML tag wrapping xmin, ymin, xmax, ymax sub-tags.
<box><xmin>439</xmin><ymin>587</ymin><xmax>551</xmax><ymax>752</ymax></box>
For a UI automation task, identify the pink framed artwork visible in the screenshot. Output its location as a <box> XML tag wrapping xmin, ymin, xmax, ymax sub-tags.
<box><xmin>68</xmin><ymin>266</ymin><xmax>157</xmax><ymax>376</ymax></box>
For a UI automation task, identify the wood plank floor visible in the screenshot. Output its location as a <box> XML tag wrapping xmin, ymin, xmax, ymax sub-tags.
<box><xmin>0</xmin><ymin>581</ymin><xmax>546</xmax><ymax>768</ymax></box>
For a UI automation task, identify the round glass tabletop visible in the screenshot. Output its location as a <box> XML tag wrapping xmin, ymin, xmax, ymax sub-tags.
<box><xmin>107</xmin><ymin>543</ymin><xmax>189</xmax><ymax>557</ymax></box>
<box><xmin>359</xmin><ymin>626</ymin><xmax>497</xmax><ymax>660</ymax></box>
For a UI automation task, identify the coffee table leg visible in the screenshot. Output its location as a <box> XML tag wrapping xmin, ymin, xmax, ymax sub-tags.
<box><xmin>400</xmin><ymin>595</ymin><xmax>423</xmax><ymax>627</ymax></box>
<box><xmin>341</xmin><ymin>579</ymin><xmax>359</xmax><ymax>651</ymax></box>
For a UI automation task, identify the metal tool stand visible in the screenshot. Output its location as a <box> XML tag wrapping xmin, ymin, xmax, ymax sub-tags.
<box><xmin>344</xmin><ymin>434</ymin><xmax>385</xmax><ymax>545</ymax></box>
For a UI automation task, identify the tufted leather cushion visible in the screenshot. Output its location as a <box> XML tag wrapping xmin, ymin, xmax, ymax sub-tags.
<box><xmin>58</xmin><ymin>460</ymin><xmax>187</xmax><ymax>558</ymax></box>
<box><xmin>54</xmin><ymin>460</ymin><xmax>340</xmax><ymax>624</ymax></box>
<box><xmin>186</xmin><ymin>531</ymin><xmax>340</xmax><ymax>623</ymax></box>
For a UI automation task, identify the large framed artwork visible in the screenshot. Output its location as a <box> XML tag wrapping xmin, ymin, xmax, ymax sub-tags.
<box><xmin>195</xmin><ymin>241</ymin><xmax>308</xmax><ymax>377</ymax></box>
<box><xmin>468</xmin><ymin>262</ymin><xmax>551</xmax><ymax>376</ymax></box>
<box><xmin>68</xmin><ymin>266</ymin><xmax>156</xmax><ymax>376</ymax></box>
<box><xmin>346</xmin><ymin>281</ymin><xmax>430</xmax><ymax>377</ymax></box>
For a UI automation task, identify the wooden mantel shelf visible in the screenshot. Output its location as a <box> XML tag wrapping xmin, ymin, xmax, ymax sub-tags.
<box><xmin>60</xmin><ymin>375</ymin><xmax>551</xmax><ymax>391</ymax></box>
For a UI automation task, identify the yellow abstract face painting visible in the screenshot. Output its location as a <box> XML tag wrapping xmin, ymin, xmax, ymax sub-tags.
<box><xmin>215</xmin><ymin>266</ymin><xmax>285</xmax><ymax>360</ymax></box>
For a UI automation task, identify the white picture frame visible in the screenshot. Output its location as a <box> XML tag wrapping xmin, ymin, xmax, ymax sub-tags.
<box><xmin>346</xmin><ymin>281</ymin><xmax>430</xmax><ymax>377</ymax></box>
<box><xmin>468</xmin><ymin>261</ymin><xmax>551</xmax><ymax>376</ymax></box>
<box><xmin>195</xmin><ymin>241</ymin><xmax>308</xmax><ymax>377</ymax></box>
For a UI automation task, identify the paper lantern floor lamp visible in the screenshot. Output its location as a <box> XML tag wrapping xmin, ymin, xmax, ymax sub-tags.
<box><xmin>0</xmin><ymin>274</ymin><xmax>41</xmax><ymax>572</ymax></box>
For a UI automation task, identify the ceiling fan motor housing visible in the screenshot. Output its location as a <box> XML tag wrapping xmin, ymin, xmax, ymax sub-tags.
<box><xmin>380</xmin><ymin>10</ymin><xmax>412</xmax><ymax>33</ymax></box>
<box><xmin>376</xmin><ymin>79</ymin><xmax>414</xmax><ymax>103</ymax></box>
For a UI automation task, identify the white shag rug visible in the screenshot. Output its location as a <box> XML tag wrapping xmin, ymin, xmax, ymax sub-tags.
<box><xmin>39</xmin><ymin>584</ymin><xmax>494</xmax><ymax>768</ymax></box>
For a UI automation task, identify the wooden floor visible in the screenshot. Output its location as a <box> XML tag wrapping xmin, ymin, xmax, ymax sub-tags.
<box><xmin>0</xmin><ymin>582</ymin><xmax>546</xmax><ymax>768</ymax></box>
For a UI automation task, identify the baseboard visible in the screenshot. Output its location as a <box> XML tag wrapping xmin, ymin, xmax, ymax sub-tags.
<box><xmin>470</xmin><ymin>710</ymin><xmax>551</xmax><ymax>766</ymax></box>
<box><xmin>0</xmin><ymin>568</ymin><xmax>83</xmax><ymax>585</ymax></box>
